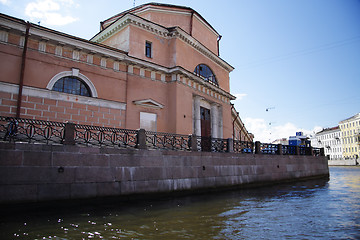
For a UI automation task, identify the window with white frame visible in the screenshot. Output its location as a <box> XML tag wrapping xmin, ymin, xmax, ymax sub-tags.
<box><xmin>145</xmin><ymin>41</ymin><xmax>152</xmax><ymax>58</ymax></box>
<box><xmin>52</xmin><ymin>76</ymin><xmax>91</xmax><ymax>97</ymax></box>
<box><xmin>194</xmin><ymin>64</ymin><xmax>218</xmax><ymax>86</ymax></box>
<box><xmin>140</xmin><ymin>112</ymin><xmax>157</xmax><ymax>131</ymax></box>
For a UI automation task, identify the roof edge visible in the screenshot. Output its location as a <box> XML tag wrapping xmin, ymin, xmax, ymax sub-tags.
<box><xmin>101</xmin><ymin>2</ymin><xmax>220</xmax><ymax>36</ymax></box>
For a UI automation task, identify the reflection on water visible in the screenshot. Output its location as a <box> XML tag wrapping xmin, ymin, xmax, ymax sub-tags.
<box><xmin>0</xmin><ymin>166</ymin><xmax>359</xmax><ymax>240</ymax></box>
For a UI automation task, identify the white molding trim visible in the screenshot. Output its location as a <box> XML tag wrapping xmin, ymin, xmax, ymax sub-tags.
<box><xmin>174</xmin><ymin>27</ymin><xmax>233</xmax><ymax>72</ymax></box>
<box><xmin>135</xmin><ymin>6</ymin><xmax>192</xmax><ymax>18</ymax></box>
<box><xmin>168</xmin><ymin>67</ymin><xmax>235</xmax><ymax>100</ymax></box>
<box><xmin>91</xmin><ymin>13</ymin><xmax>233</xmax><ymax>72</ymax></box>
<box><xmin>133</xmin><ymin>98</ymin><xmax>164</xmax><ymax>109</ymax></box>
<box><xmin>91</xmin><ymin>14</ymin><xmax>169</xmax><ymax>43</ymax></box>
<box><xmin>46</xmin><ymin>69</ymin><xmax>98</xmax><ymax>98</ymax></box>
<box><xmin>0</xmin><ymin>15</ymin><xmax>234</xmax><ymax>102</ymax></box>
<box><xmin>0</xmin><ymin>82</ymin><xmax>125</xmax><ymax>110</ymax></box>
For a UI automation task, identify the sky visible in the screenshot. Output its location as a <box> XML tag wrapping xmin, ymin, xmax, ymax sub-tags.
<box><xmin>1</xmin><ymin>0</ymin><xmax>359</xmax><ymax>142</ymax></box>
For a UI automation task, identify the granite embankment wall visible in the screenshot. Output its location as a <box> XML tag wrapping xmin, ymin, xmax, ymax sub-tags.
<box><xmin>328</xmin><ymin>159</ymin><xmax>359</xmax><ymax>166</ymax></box>
<box><xmin>0</xmin><ymin>142</ymin><xmax>329</xmax><ymax>204</ymax></box>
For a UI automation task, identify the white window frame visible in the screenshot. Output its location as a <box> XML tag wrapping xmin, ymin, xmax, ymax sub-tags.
<box><xmin>140</xmin><ymin>112</ymin><xmax>157</xmax><ymax>132</ymax></box>
<box><xmin>46</xmin><ymin>69</ymin><xmax>98</xmax><ymax>97</ymax></box>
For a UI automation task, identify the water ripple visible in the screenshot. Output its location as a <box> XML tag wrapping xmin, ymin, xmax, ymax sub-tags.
<box><xmin>0</xmin><ymin>166</ymin><xmax>359</xmax><ymax>239</ymax></box>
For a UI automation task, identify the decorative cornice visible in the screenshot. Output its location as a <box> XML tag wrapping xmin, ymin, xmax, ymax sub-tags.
<box><xmin>133</xmin><ymin>98</ymin><xmax>164</xmax><ymax>109</ymax></box>
<box><xmin>90</xmin><ymin>13</ymin><xmax>234</xmax><ymax>72</ymax></box>
<box><xmin>0</xmin><ymin>13</ymin><xmax>235</xmax><ymax>102</ymax></box>
<box><xmin>168</xmin><ymin>66</ymin><xmax>235</xmax><ymax>101</ymax></box>
<box><xmin>339</xmin><ymin>113</ymin><xmax>360</xmax><ymax>124</ymax></box>
<box><xmin>101</xmin><ymin>3</ymin><xmax>220</xmax><ymax>37</ymax></box>
<box><xmin>91</xmin><ymin>14</ymin><xmax>169</xmax><ymax>43</ymax></box>
<box><xmin>134</xmin><ymin>6</ymin><xmax>219</xmax><ymax>37</ymax></box>
<box><xmin>0</xmin><ymin>14</ymin><xmax>128</xmax><ymax>61</ymax></box>
<box><xmin>173</xmin><ymin>27</ymin><xmax>234</xmax><ymax>72</ymax></box>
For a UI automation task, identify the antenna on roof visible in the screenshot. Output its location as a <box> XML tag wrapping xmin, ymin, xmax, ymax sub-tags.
<box><xmin>133</xmin><ymin>0</ymin><xmax>135</xmax><ymax>7</ymax></box>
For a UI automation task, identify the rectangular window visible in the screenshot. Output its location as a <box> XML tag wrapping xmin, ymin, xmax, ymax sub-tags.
<box><xmin>140</xmin><ymin>112</ymin><xmax>157</xmax><ymax>132</ymax></box>
<box><xmin>39</xmin><ymin>41</ymin><xmax>46</xmax><ymax>52</ymax></box>
<box><xmin>87</xmin><ymin>54</ymin><xmax>93</xmax><ymax>64</ymax></box>
<box><xmin>55</xmin><ymin>45</ymin><xmax>62</xmax><ymax>56</ymax></box>
<box><xmin>145</xmin><ymin>41</ymin><xmax>152</xmax><ymax>58</ymax></box>
<box><xmin>101</xmin><ymin>58</ymin><xmax>107</xmax><ymax>68</ymax></box>
<box><xmin>73</xmin><ymin>50</ymin><xmax>80</xmax><ymax>60</ymax></box>
<box><xmin>113</xmin><ymin>61</ymin><xmax>119</xmax><ymax>71</ymax></box>
<box><xmin>0</xmin><ymin>30</ymin><xmax>9</xmax><ymax>42</ymax></box>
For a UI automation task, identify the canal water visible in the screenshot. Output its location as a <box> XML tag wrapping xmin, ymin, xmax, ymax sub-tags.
<box><xmin>0</xmin><ymin>166</ymin><xmax>359</xmax><ymax>240</ymax></box>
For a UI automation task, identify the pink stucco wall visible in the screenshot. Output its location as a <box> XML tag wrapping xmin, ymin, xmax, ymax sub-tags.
<box><xmin>1</xmin><ymin>3</ymin><xmax>237</xmax><ymax>139</ymax></box>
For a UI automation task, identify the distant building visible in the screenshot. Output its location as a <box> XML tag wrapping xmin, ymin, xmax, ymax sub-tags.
<box><xmin>231</xmin><ymin>104</ymin><xmax>253</xmax><ymax>142</ymax></box>
<box><xmin>339</xmin><ymin>113</ymin><xmax>360</xmax><ymax>160</ymax></box>
<box><xmin>315</xmin><ymin>126</ymin><xmax>342</xmax><ymax>160</ymax></box>
<box><xmin>272</xmin><ymin>138</ymin><xmax>288</xmax><ymax>145</ymax></box>
<box><xmin>309</xmin><ymin>134</ymin><xmax>319</xmax><ymax>148</ymax></box>
<box><xmin>288</xmin><ymin>132</ymin><xmax>310</xmax><ymax>147</ymax></box>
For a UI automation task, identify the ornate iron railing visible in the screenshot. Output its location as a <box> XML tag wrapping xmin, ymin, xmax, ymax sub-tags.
<box><xmin>192</xmin><ymin>136</ymin><xmax>228</xmax><ymax>152</ymax></box>
<box><xmin>259</xmin><ymin>143</ymin><xmax>279</xmax><ymax>154</ymax></box>
<box><xmin>282</xmin><ymin>145</ymin><xmax>296</xmax><ymax>155</ymax></box>
<box><xmin>145</xmin><ymin>131</ymin><xmax>191</xmax><ymax>151</ymax></box>
<box><xmin>0</xmin><ymin>116</ymin><xmax>65</xmax><ymax>144</ymax></box>
<box><xmin>0</xmin><ymin>116</ymin><xmax>324</xmax><ymax>156</ymax></box>
<box><xmin>75</xmin><ymin>124</ymin><xmax>137</xmax><ymax>148</ymax></box>
<box><xmin>234</xmin><ymin>140</ymin><xmax>254</xmax><ymax>153</ymax></box>
<box><xmin>299</xmin><ymin>146</ymin><xmax>308</xmax><ymax>155</ymax></box>
<box><xmin>211</xmin><ymin>138</ymin><xmax>228</xmax><ymax>152</ymax></box>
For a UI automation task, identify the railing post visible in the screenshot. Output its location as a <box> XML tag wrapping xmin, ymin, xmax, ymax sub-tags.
<box><xmin>295</xmin><ymin>145</ymin><xmax>300</xmax><ymax>155</ymax></box>
<box><xmin>255</xmin><ymin>141</ymin><xmax>261</xmax><ymax>154</ymax></box>
<box><xmin>308</xmin><ymin>146</ymin><xmax>313</xmax><ymax>156</ymax></box>
<box><xmin>63</xmin><ymin>122</ymin><xmax>75</xmax><ymax>145</ymax></box>
<box><xmin>189</xmin><ymin>134</ymin><xmax>198</xmax><ymax>151</ymax></box>
<box><xmin>227</xmin><ymin>138</ymin><xmax>234</xmax><ymax>153</ymax></box>
<box><xmin>136</xmin><ymin>128</ymin><xmax>147</xmax><ymax>149</ymax></box>
<box><xmin>277</xmin><ymin>144</ymin><xmax>283</xmax><ymax>155</ymax></box>
<box><xmin>320</xmin><ymin>148</ymin><xmax>325</xmax><ymax>156</ymax></box>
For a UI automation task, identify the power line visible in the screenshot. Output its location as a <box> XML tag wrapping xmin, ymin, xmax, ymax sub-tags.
<box><xmin>238</xmin><ymin>35</ymin><xmax>360</xmax><ymax>70</ymax></box>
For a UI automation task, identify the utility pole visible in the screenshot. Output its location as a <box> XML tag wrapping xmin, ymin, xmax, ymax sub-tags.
<box><xmin>266</xmin><ymin>107</ymin><xmax>275</xmax><ymax>142</ymax></box>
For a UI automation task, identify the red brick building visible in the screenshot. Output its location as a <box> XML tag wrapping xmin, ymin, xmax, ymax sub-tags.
<box><xmin>0</xmin><ymin>3</ymin><xmax>252</xmax><ymax>140</ymax></box>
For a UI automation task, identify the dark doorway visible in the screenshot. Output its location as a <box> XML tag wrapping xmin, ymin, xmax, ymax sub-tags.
<box><xmin>200</xmin><ymin>107</ymin><xmax>211</xmax><ymax>151</ymax></box>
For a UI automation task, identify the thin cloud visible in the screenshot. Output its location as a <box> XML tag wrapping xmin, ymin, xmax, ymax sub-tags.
<box><xmin>233</xmin><ymin>93</ymin><xmax>247</xmax><ymax>101</ymax></box>
<box><xmin>244</xmin><ymin>117</ymin><xmax>322</xmax><ymax>143</ymax></box>
<box><xmin>0</xmin><ymin>0</ymin><xmax>10</xmax><ymax>5</ymax></box>
<box><xmin>25</xmin><ymin>0</ymin><xmax>78</xmax><ymax>26</ymax></box>
<box><xmin>41</xmin><ymin>12</ymin><xmax>77</xmax><ymax>25</ymax></box>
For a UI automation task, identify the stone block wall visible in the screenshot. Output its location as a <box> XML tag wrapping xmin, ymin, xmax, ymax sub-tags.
<box><xmin>0</xmin><ymin>85</ymin><xmax>126</xmax><ymax>128</ymax></box>
<box><xmin>0</xmin><ymin>142</ymin><xmax>329</xmax><ymax>204</ymax></box>
<box><xmin>328</xmin><ymin>159</ymin><xmax>359</xmax><ymax>166</ymax></box>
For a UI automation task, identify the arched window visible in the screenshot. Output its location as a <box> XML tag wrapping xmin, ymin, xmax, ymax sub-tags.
<box><xmin>194</xmin><ymin>64</ymin><xmax>218</xmax><ymax>86</ymax></box>
<box><xmin>47</xmin><ymin>69</ymin><xmax>98</xmax><ymax>97</ymax></box>
<box><xmin>52</xmin><ymin>76</ymin><xmax>91</xmax><ymax>97</ymax></box>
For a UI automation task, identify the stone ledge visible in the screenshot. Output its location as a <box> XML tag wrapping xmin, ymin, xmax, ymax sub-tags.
<box><xmin>0</xmin><ymin>142</ymin><xmax>329</xmax><ymax>204</ymax></box>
